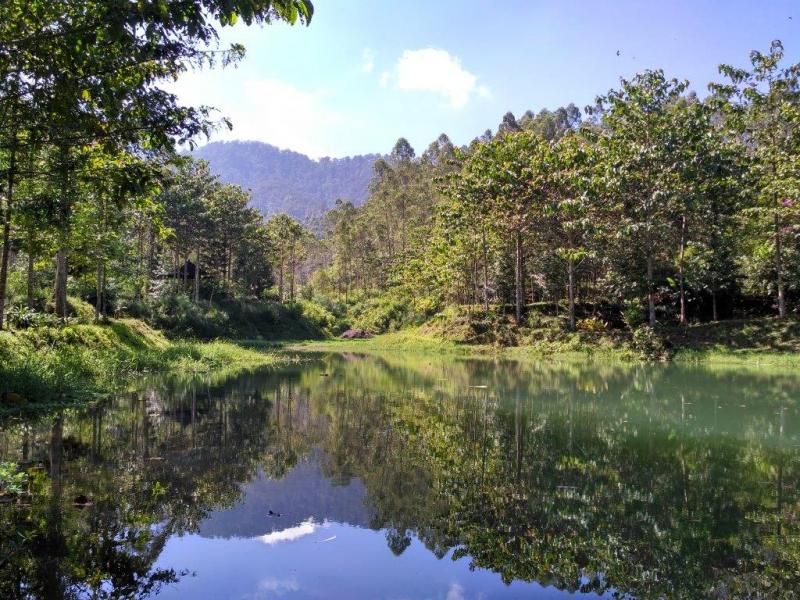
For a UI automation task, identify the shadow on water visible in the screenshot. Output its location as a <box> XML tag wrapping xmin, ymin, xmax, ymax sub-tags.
<box><xmin>0</xmin><ymin>353</ymin><xmax>798</xmax><ymax>598</ymax></box>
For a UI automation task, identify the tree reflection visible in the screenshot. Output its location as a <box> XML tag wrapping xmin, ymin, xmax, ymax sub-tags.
<box><xmin>0</xmin><ymin>355</ymin><xmax>798</xmax><ymax>598</ymax></box>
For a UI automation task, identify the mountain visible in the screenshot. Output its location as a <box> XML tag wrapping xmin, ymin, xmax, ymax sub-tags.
<box><xmin>192</xmin><ymin>141</ymin><xmax>379</xmax><ymax>220</ymax></box>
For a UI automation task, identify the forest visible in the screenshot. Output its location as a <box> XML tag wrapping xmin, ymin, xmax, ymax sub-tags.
<box><xmin>1</xmin><ymin>4</ymin><xmax>799</xmax><ymax>597</ymax></box>
<box><xmin>0</xmin><ymin>1</ymin><xmax>798</xmax><ymax>356</ymax></box>
<box><xmin>193</xmin><ymin>140</ymin><xmax>378</xmax><ymax>220</ymax></box>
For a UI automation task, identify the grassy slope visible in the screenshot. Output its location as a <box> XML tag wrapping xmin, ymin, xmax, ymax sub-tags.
<box><xmin>289</xmin><ymin>327</ymin><xmax>629</xmax><ymax>358</ymax></box>
<box><xmin>290</xmin><ymin>317</ymin><xmax>800</xmax><ymax>366</ymax></box>
<box><xmin>668</xmin><ymin>317</ymin><xmax>800</xmax><ymax>365</ymax></box>
<box><xmin>0</xmin><ymin>318</ymin><xmax>280</xmax><ymax>410</ymax></box>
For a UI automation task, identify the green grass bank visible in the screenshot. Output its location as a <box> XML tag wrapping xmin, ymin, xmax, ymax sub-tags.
<box><xmin>291</xmin><ymin>314</ymin><xmax>800</xmax><ymax>367</ymax></box>
<box><xmin>0</xmin><ymin>317</ymin><xmax>282</xmax><ymax>412</ymax></box>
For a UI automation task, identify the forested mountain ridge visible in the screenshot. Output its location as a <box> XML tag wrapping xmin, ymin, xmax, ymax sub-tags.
<box><xmin>193</xmin><ymin>141</ymin><xmax>380</xmax><ymax>219</ymax></box>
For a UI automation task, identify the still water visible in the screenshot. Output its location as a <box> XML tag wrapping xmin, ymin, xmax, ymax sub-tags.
<box><xmin>1</xmin><ymin>353</ymin><xmax>798</xmax><ymax>599</ymax></box>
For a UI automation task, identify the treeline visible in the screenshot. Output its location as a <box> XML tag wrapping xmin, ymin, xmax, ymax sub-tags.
<box><xmin>0</xmin><ymin>0</ymin><xmax>314</xmax><ymax>330</ymax></box>
<box><xmin>308</xmin><ymin>41</ymin><xmax>800</xmax><ymax>330</ymax></box>
<box><xmin>2</xmin><ymin>7</ymin><xmax>798</xmax><ymax>340</ymax></box>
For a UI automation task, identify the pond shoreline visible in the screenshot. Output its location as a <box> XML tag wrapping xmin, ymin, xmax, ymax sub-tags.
<box><xmin>2</xmin><ymin>315</ymin><xmax>799</xmax><ymax>415</ymax></box>
<box><xmin>0</xmin><ymin>318</ymin><xmax>286</xmax><ymax>414</ymax></box>
<box><xmin>287</xmin><ymin>316</ymin><xmax>800</xmax><ymax>368</ymax></box>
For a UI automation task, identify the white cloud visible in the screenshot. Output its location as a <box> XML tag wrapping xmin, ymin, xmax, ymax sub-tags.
<box><xmin>379</xmin><ymin>70</ymin><xmax>391</xmax><ymax>88</ymax></box>
<box><xmin>389</xmin><ymin>48</ymin><xmax>487</xmax><ymax>109</ymax></box>
<box><xmin>242</xmin><ymin>577</ymin><xmax>300</xmax><ymax>599</ymax></box>
<box><xmin>257</xmin><ymin>577</ymin><xmax>300</xmax><ymax>593</ymax></box>
<box><xmin>362</xmin><ymin>48</ymin><xmax>375</xmax><ymax>73</ymax></box>
<box><xmin>257</xmin><ymin>519</ymin><xmax>320</xmax><ymax>545</ymax></box>
<box><xmin>446</xmin><ymin>583</ymin><xmax>465</xmax><ymax>600</ymax></box>
<box><xmin>167</xmin><ymin>71</ymin><xmax>348</xmax><ymax>158</ymax></box>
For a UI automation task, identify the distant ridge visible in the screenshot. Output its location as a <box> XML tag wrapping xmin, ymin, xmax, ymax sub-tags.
<box><xmin>192</xmin><ymin>140</ymin><xmax>379</xmax><ymax>220</ymax></box>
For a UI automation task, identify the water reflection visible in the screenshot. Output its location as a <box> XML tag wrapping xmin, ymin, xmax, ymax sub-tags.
<box><xmin>1</xmin><ymin>355</ymin><xmax>798</xmax><ymax>598</ymax></box>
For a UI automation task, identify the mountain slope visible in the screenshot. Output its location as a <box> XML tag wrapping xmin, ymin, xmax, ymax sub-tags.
<box><xmin>193</xmin><ymin>141</ymin><xmax>378</xmax><ymax>219</ymax></box>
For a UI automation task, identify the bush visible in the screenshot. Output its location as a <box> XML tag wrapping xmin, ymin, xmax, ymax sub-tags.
<box><xmin>631</xmin><ymin>326</ymin><xmax>670</xmax><ymax>361</ymax></box>
<box><xmin>151</xmin><ymin>293</ymin><xmax>230</xmax><ymax>338</ymax></box>
<box><xmin>351</xmin><ymin>295</ymin><xmax>419</xmax><ymax>334</ymax></box>
<box><xmin>576</xmin><ymin>317</ymin><xmax>607</xmax><ymax>332</ymax></box>
<box><xmin>294</xmin><ymin>299</ymin><xmax>338</xmax><ymax>333</ymax></box>
<box><xmin>622</xmin><ymin>300</ymin><xmax>646</xmax><ymax>331</ymax></box>
<box><xmin>6</xmin><ymin>305</ymin><xmax>65</xmax><ymax>329</ymax></box>
<box><xmin>423</xmin><ymin>305</ymin><xmax>518</xmax><ymax>346</ymax></box>
<box><xmin>67</xmin><ymin>296</ymin><xmax>96</xmax><ymax>323</ymax></box>
<box><xmin>0</xmin><ymin>462</ymin><xmax>28</xmax><ymax>497</ymax></box>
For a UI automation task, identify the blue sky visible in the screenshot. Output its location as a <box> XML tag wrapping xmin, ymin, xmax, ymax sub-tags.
<box><xmin>171</xmin><ymin>0</ymin><xmax>800</xmax><ymax>158</ymax></box>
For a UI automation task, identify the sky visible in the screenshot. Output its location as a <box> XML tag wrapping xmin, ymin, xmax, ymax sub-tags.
<box><xmin>170</xmin><ymin>0</ymin><xmax>800</xmax><ymax>159</ymax></box>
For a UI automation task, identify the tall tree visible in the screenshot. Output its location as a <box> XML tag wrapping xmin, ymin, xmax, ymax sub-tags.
<box><xmin>592</xmin><ymin>70</ymin><xmax>690</xmax><ymax>326</ymax></box>
<box><xmin>711</xmin><ymin>40</ymin><xmax>800</xmax><ymax>318</ymax></box>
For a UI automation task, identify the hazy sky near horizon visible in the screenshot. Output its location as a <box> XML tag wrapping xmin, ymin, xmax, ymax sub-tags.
<box><xmin>170</xmin><ymin>0</ymin><xmax>800</xmax><ymax>159</ymax></box>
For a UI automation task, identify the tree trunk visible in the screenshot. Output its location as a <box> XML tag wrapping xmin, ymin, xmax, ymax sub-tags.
<box><xmin>711</xmin><ymin>289</ymin><xmax>718</xmax><ymax>322</ymax></box>
<box><xmin>0</xmin><ymin>137</ymin><xmax>16</xmax><ymax>330</ymax></box>
<box><xmin>54</xmin><ymin>145</ymin><xmax>71</xmax><ymax>319</ymax></box>
<box><xmin>54</xmin><ymin>248</ymin><xmax>69</xmax><ymax>318</ymax></box>
<box><xmin>95</xmin><ymin>262</ymin><xmax>103</xmax><ymax>319</ymax></box>
<box><xmin>182</xmin><ymin>249</ymin><xmax>188</xmax><ymax>289</ymax></box>
<box><xmin>0</xmin><ymin>201</ymin><xmax>10</xmax><ymax>330</ymax></box>
<box><xmin>145</xmin><ymin>223</ymin><xmax>155</xmax><ymax>297</ymax></box>
<box><xmin>278</xmin><ymin>248</ymin><xmax>284</xmax><ymax>303</ymax></box>
<box><xmin>647</xmin><ymin>253</ymin><xmax>656</xmax><ymax>326</ymax></box>
<box><xmin>775</xmin><ymin>210</ymin><xmax>786</xmax><ymax>318</ymax></box>
<box><xmin>193</xmin><ymin>245</ymin><xmax>201</xmax><ymax>302</ymax></box>
<box><xmin>95</xmin><ymin>261</ymin><xmax>107</xmax><ymax>319</ymax></box>
<box><xmin>289</xmin><ymin>243</ymin><xmax>296</xmax><ymax>301</ymax></box>
<box><xmin>26</xmin><ymin>250</ymin><xmax>35</xmax><ymax>308</ymax></box>
<box><xmin>567</xmin><ymin>258</ymin><xmax>576</xmax><ymax>330</ymax></box>
<box><xmin>482</xmin><ymin>226</ymin><xmax>489</xmax><ymax>311</ymax></box>
<box><xmin>679</xmin><ymin>214</ymin><xmax>687</xmax><ymax>325</ymax></box>
<box><xmin>514</xmin><ymin>231</ymin><xmax>523</xmax><ymax>325</ymax></box>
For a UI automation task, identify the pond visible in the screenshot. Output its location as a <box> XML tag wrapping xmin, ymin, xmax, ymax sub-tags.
<box><xmin>1</xmin><ymin>353</ymin><xmax>798</xmax><ymax>599</ymax></box>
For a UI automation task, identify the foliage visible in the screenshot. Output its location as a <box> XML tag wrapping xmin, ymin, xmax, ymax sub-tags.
<box><xmin>5</xmin><ymin>305</ymin><xmax>65</xmax><ymax>329</ymax></box>
<box><xmin>575</xmin><ymin>316</ymin><xmax>607</xmax><ymax>332</ymax></box>
<box><xmin>621</xmin><ymin>300</ymin><xmax>646</xmax><ymax>331</ymax></box>
<box><xmin>631</xmin><ymin>326</ymin><xmax>670</xmax><ymax>361</ymax></box>
<box><xmin>0</xmin><ymin>318</ymin><xmax>282</xmax><ymax>410</ymax></box>
<box><xmin>0</xmin><ymin>462</ymin><xmax>27</xmax><ymax>496</ymax></box>
<box><xmin>350</xmin><ymin>295</ymin><xmax>421</xmax><ymax>334</ymax></box>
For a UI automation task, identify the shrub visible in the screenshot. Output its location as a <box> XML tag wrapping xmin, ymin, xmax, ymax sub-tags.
<box><xmin>151</xmin><ymin>293</ymin><xmax>230</xmax><ymax>338</ymax></box>
<box><xmin>0</xmin><ymin>462</ymin><xmax>28</xmax><ymax>497</ymax></box>
<box><xmin>294</xmin><ymin>299</ymin><xmax>338</xmax><ymax>332</ymax></box>
<box><xmin>6</xmin><ymin>306</ymin><xmax>64</xmax><ymax>329</ymax></box>
<box><xmin>622</xmin><ymin>300</ymin><xmax>646</xmax><ymax>331</ymax></box>
<box><xmin>631</xmin><ymin>326</ymin><xmax>670</xmax><ymax>361</ymax></box>
<box><xmin>67</xmin><ymin>296</ymin><xmax>96</xmax><ymax>323</ymax></box>
<box><xmin>576</xmin><ymin>317</ymin><xmax>607</xmax><ymax>332</ymax></box>
<box><xmin>351</xmin><ymin>295</ymin><xmax>419</xmax><ymax>333</ymax></box>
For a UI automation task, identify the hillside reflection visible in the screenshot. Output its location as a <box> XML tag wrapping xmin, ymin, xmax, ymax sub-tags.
<box><xmin>1</xmin><ymin>354</ymin><xmax>798</xmax><ymax>598</ymax></box>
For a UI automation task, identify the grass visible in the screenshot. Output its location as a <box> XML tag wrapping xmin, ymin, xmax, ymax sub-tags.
<box><xmin>0</xmin><ymin>317</ymin><xmax>282</xmax><ymax>413</ymax></box>
<box><xmin>666</xmin><ymin>317</ymin><xmax>800</xmax><ymax>365</ymax></box>
<box><xmin>3</xmin><ymin>301</ymin><xmax>797</xmax><ymax>416</ymax></box>
<box><xmin>288</xmin><ymin>327</ymin><xmax>632</xmax><ymax>362</ymax></box>
<box><xmin>289</xmin><ymin>328</ymin><xmax>492</xmax><ymax>354</ymax></box>
<box><xmin>290</xmin><ymin>314</ymin><xmax>800</xmax><ymax>366</ymax></box>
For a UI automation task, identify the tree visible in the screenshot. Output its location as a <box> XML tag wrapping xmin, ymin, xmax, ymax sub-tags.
<box><xmin>592</xmin><ymin>70</ymin><xmax>690</xmax><ymax>326</ymax></box>
<box><xmin>459</xmin><ymin>131</ymin><xmax>551</xmax><ymax>324</ymax></box>
<box><xmin>266</xmin><ymin>214</ymin><xmax>308</xmax><ymax>302</ymax></box>
<box><xmin>0</xmin><ymin>0</ymin><xmax>314</xmax><ymax>323</ymax></box>
<box><xmin>711</xmin><ymin>40</ymin><xmax>800</xmax><ymax>318</ymax></box>
<box><xmin>549</xmin><ymin>132</ymin><xmax>596</xmax><ymax>329</ymax></box>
